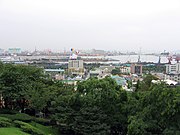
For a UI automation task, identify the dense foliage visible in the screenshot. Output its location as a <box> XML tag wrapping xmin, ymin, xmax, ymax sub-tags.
<box><xmin>0</xmin><ymin>117</ymin><xmax>12</xmax><ymax>127</ymax></box>
<box><xmin>142</xmin><ymin>65</ymin><xmax>166</xmax><ymax>74</ymax></box>
<box><xmin>51</xmin><ymin>77</ymin><xmax>128</xmax><ymax>134</ymax></box>
<box><xmin>128</xmin><ymin>84</ymin><xmax>180</xmax><ymax>134</ymax></box>
<box><xmin>0</xmin><ymin>62</ymin><xmax>179</xmax><ymax>134</ymax></box>
<box><xmin>14</xmin><ymin>120</ymin><xmax>45</xmax><ymax>135</ymax></box>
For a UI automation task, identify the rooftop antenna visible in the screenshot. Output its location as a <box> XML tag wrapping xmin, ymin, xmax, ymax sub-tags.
<box><xmin>64</xmin><ymin>47</ymin><xmax>66</xmax><ymax>56</ymax></box>
<box><xmin>48</xmin><ymin>49</ymin><xmax>51</xmax><ymax>62</ymax></box>
<box><xmin>158</xmin><ymin>55</ymin><xmax>161</xmax><ymax>64</ymax></box>
<box><xmin>167</xmin><ymin>55</ymin><xmax>172</xmax><ymax>64</ymax></box>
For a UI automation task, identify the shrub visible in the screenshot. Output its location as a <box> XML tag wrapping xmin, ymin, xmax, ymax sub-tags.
<box><xmin>0</xmin><ymin>116</ymin><xmax>11</xmax><ymax>122</ymax></box>
<box><xmin>0</xmin><ymin>117</ymin><xmax>12</xmax><ymax>127</ymax></box>
<box><xmin>0</xmin><ymin>121</ymin><xmax>11</xmax><ymax>127</ymax></box>
<box><xmin>0</xmin><ymin>113</ymin><xmax>32</xmax><ymax>122</ymax></box>
<box><xmin>33</xmin><ymin>117</ymin><xmax>50</xmax><ymax>126</ymax></box>
<box><xmin>13</xmin><ymin>113</ymin><xmax>32</xmax><ymax>122</ymax></box>
<box><xmin>14</xmin><ymin>120</ymin><xmax>26</xmax><ymax>128</ymax></box>
<box><xmin>14</xmin><ymin>120</ymin><xmax>45</xmax><ymax>135</ymax></box>
<box><xmin>0</xmin><ymin>109</ymin><xmax>18</xmax><ymax>114</ymax></box>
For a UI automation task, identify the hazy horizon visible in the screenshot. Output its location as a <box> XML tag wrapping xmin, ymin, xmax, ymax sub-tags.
<box><xmin>0</xmin><ymin>0</ymin><xmax>180</xmax><ymax>52</ymax></box>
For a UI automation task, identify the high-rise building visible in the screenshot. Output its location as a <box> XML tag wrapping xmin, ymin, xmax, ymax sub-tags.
<box><xmin>68</xmin><ymin>60</ymin><xmax>84</xmax><ymax>75</ymax></box>
<box><xmin>130</xmin><ymin>64</ymin><xmax>142</xmax><ymax>75</ymax></box>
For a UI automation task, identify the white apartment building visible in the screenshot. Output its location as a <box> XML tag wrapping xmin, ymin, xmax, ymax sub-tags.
<box><xmin>165</xmin><ymin>63</ymin><xmax>180</xmax><ymax>83</ymax></box>
<box><xmin>119</xmin><ymin>66</ymin><xmax>131</xmax><ymax>74</ymax></box>
<box><xmin>99</xmin><ymin>66</ymin><xmax>115</xmax><ymax>73</ymax></box>
<box><xmin>164</xmin><ymin>74</ymin><xmax>180</xmax><ymax>83</ymax></box>
<box><xmin>166</xmin><ymin>63</ymin><xmax>180</xmax><ymax>74</ymax></box>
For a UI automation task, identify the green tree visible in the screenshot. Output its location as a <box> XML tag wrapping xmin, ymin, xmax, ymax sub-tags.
<box><xmin>111</xmin><ymin>68</ymin><xmax>121</xmax><ymax>75</ymax></box>
<box><xmin>52</xmin><ymin>77</ymin><xmax>128</xmax><ymax>134</ymax></box>
<box><xmin>128</xmin><ymin>84</ymin><xmax>180</xmax><ymax>134</ymax></box>
<box><xmin>136</xmin><ymin>74</ymin><xmax>158</xmax><ymax>91</ymax></box>
<box><xmin>0</xmin><ymin>63</ymin><xmax>45</xmax><ymax>112</ymax></box>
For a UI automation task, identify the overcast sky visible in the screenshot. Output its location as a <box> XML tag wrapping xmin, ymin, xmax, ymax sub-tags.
<box><xmin>0</xmin><ymin>0</ymin><xmax>180</xmax><ymax>52</ymax></box>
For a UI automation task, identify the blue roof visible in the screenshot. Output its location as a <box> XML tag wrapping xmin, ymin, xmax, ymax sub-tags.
<box><xmin>111</xmin><ymin>75</ymin><xmax>127</xmax><ymax>86</ymax></box>
<box><xmin>124</xmin><ymin>64</ymin><xmax>131</xmax><ymax>67</ymax></box>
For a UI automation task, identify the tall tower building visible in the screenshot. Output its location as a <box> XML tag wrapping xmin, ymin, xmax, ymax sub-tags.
<box><xmin>68</xmin><ymin>48</ymin><xmax>84</xmax><ymax>75</ymax></box>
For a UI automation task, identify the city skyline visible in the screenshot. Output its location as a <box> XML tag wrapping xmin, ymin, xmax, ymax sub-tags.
<box><xmin>0</xmin><ymin>0</ymin><xmax>180</xmax><ymax>52</ymax></box>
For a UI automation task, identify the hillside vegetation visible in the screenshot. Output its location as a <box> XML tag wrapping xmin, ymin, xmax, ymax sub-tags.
<box><xmin>0</xmin><ymin>62</ymin><xmax>179</xmax><ymax>134</ymax></box>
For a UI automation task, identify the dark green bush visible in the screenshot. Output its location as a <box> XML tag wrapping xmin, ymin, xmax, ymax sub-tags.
<box><xmin>14</xmin><ymin>120</ymin><xmax>26</xmax><ymax>128</ymax></box>
<box><xmin>0</xmin><ymin>117</ymin><xmax>12</xmax><ymax>127</ymax></box>
<box><xmin>0</xmin><ymin>116</ymin><xmax>11</xmax><ymax>122</ymax></box>
<box><xmin>14</xmin><ymin>120</ymin><xmax>45</xmax><ymax>135</ymax></box>
<box><xmin>13</xmin><ymin>113</ymin><xmax>32</xmax><ymax>122</ymax></box>
<box><xmin>0</xmin><ymin>121</ymin><xmax>11</xmax><ymax>127</ymax></box>
<box><xmin>33</xmin><ymin>117</ymin><xmax>50</xmax><ymax>126</ymax></box>
<box><xmin>0</xmin><ymin>113</ymin><xmax>32</xmax><ymax>122</ymax></box>
<box><xmin>0</xmin><ymin>109</ymin><xmax>18</xmax><ymax>114</ymax></box>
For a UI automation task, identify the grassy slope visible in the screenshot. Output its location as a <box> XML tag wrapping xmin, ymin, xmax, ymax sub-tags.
<box><xmin>0</xmin><ymin>127</ymin><xmax>30</xmax><ymax>135</ymax></box>
<box><xmin>0</xmin><ymin>122</ymin><xmax>59</xmax><ymax>135</ymax></box>
<box><xmin>0</xmin><ymin>113</ymin><xmax>59</xmax><ymax>135</ymax></box>
<box><xmin>30</xmin><ymin>121</ymin><xmax>59</xmax><ymax>135</ymax></box>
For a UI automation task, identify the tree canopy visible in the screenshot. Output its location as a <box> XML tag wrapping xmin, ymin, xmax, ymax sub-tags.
<box><xmin>0</xmin><ymin>62</ymin><xmax>179</xmax><ymax>134</ymax></box>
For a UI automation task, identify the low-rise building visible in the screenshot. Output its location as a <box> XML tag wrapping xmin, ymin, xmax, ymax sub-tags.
<box><xmin>44</xmin><ymin>68</ymin><xmax>65</xmax><ymax>80</ymax></box>
<box><xmin>120</xmin><ymin>66</ymin><xmax>131</xmax><ymax>74</ymax></box>
<box><xmin>165</xmin><ymin>62</ymin><xmax>180</xmax><ymax>83</ymax></box>
<box><xmin>89</xmin><ymin>69</ymin><xmax>102</xmax><ymax>78</ymax></box>
<box><xmin>164</xmin><ymin>74</ymin><xmax>180</xmax><ymax>83</ymax></box>
<box><xmin>111</xmin><ymin>75</ymin><xmax>127</xmax><ymax>89</ymax></box>
<box><xmin>166</xmin><ymin>63</ymin><xmax>180</xmax><ymax>74</ymax></box>
<box><xmin>99</xmin><ymin>65</ymin><xmax>115</xmax><ymax>73</ymax></box>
